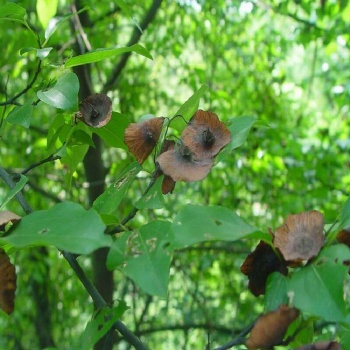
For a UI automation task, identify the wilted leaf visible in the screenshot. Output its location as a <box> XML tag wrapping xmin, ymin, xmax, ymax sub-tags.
<box><xmin>0</xmin><ymin>211</ymin><xmax>21</xmax><ymax>231</ymax></box>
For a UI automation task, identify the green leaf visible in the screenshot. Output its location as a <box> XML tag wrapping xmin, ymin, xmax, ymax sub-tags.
<box><xmin>287</xmin><ymin>261</ymin><xmax>348</xmax><ymax>322</ymax></box>
<box><xmin>93</xmin><ymin>112</ymin><xmax>130</xmax><ymax>150</ymax></box>
<box><xmin>135</xmin><ymin>177</ymin><xmax>164</xmax><ymax>210</ymax></box>
<box><xmin>37</xmin><ymin>71</ymin><xmax>79</xmax><ymax>112</ymax></box>
<box><xmin>170</xmin><ymin>84</ymin><xmax>208</xmax><ymax>132</ymax></box>
<box><xmin>78</xmin><ymin>302</ymin><xmax>128</xmax><ymax>350</ymax></box>
<box><xmin>339</xmin><ymin>196</ymin><xmax>350</xmax><ymax>230</ymax></box>
<box><xmin>93</xmin><ymin>162</ymin><xmax>142</xmax><ymax>216</ymax></box>
<box><xmin>265</xmin><ymin>272</ymin><xmax>288</xmax><ymax>312</ymax></box>
<box><xmin>107</xmin><ymin>231</ymin><xmax>133</xmax><ymax>270</ymax></box>
<box><xmin>0</xmin><ymin>3</ymin><xmax>26</xmax><ymax>21</ymax></box>
<box><xmin>7</xmin><ymin>103</ymin><xmax>33</xmax><ymax>128</ymax></box>
<box><xmin>0</xmin><ymin>175</ymin><xmax>28</xmax><ymax>210</ymax></box>
<box><xmin>121</xmin><ymin>221</ymin><xmax>173</xmax><ymax>298</ymax></box>
<box><xmin>228</xmin><ymin>116</ymin><xmax>257</xmax><ymax>150</ymax></box>
<box><xmin>317</xmin><ymin>244</ymin><xmax>350</xmax><ymax>264</ymax></box>
<box><xmin>172</xmin><ymin>204</ymin><xmax>258</xmax><ymax>248</ymax></box>
<box><xmin>65</xmin><ymin>44</ymin><xmax>152</xmax><ymax>68</ymax></box>
<box><xmin>36</xmin><ymin>0</ymin><xmax>58</xmax><ymax>29</ymax></box>
<box><xmin>20</xmin><ymin>47</ymin><xmax>53</xmax><ymax>60</ymax></box>
<box><xmin>2</xmin><ymin>202</ymin><xmax>111</xmax><ymax>254</ymax></box>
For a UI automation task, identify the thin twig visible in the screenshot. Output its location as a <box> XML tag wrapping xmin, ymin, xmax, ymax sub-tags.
<box><xmin>102</xmin><ymin>0</ymin><xmax>163</xmax><ymax>93</ymax></box>
<box><xmin>0</xmin><ymin>167</ymin><xmax>33</xmax><ymax>214</ymax></box>
<box><xmin>0</xmin><ymin>60</ymin><xmax>42</xmax><ymax>106</ymax></box>
<box><xmin>22</xmin><ymin>154</ymin><xmax>61</xmax><ymax>175</ymax></box>
<box><xmin>213</xmin><ymin>322</ymin><xmax>255</xmax><ymax>350</ymax></box>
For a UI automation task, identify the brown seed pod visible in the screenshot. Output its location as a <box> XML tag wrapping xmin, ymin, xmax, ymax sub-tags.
<box><xmin>181</xmin><ymin>109</ymin><xmax>231</xmax><ymax>160</ymax></box>
<box><xmin>0</xmin><ymin>249</ymin><xmax>16</xmax><ymax>315</ymax></box>
<box><xmin>273</xmin><ymin>211</ymin><xmax>325</xmax><ymax>266</ymax></box>
<box><xmin>0</xmin><ymin>211</ymin><xmax>21</xmax><ymax>231</ymax></box>
<box><xmin>156</xmin><ymin>142</ymin><xmax>214</xmax><ymax>182</ymax></box>
<box><xmin>246</xmin><ymin>305</ymin><xmax>299</xmax><ymax>350</ymax></box>
<box><xmin>77</xmin><ymin>93</ymin><xmax>112</xmax><ymax>128</ymax></box>
<box><xmin>241</xmin><ymin>240</ymin><xmax>288</xmax><ymax>296</ymax></box>
<box><xmin>124</xmin><ymin>117</ymin><xmax>165</xmax><ymax>164</ymax></box>
<box><xmin>293</xmin><ymin>341</ymin><xmax>342</xmax><ymax>350</ymax></box>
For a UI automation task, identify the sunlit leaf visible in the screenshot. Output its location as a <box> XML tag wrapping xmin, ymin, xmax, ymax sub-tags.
<box><xmin>37</xmin><ymin>71</ymin><xmax>79</xmax><ymax>112</ymax></box>
<box><xmin>2</xmin><ymin>202</ymin><xmax>111</xmax><ymax>255</ymax></box>
<box><xmin>20</xmin><ymin>47</ymin><xmax>53</xmax><ymax>59</ymax></box>
<box><xmin>170</xmin><ymin>84</ymin><xmax>208</xmax><ymax>133</ymax></box>
<box><xmin>228</xmin><ymin>116</ymin><xmax>257</xmax><ymax>150</ymax></box>
<box><xmin>36</xmin><ymin>0</ymin><xmax>58</xmax><ymax>29</ymax></box>
<box><xmin>172</xmin><ymin>204</ymin><xmax>257</xmax><ymax>248</ymax></box>
<box><xmin>65</xmin><ymin>44</ymin><xmax>152</xmax><ymax>68</ymax></box>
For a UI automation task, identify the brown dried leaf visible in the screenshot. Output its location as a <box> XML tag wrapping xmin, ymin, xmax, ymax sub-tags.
<box><xmin>124</xmin><ymin>117</ymin><xmax>165</xmax><ymax>164</ymax></box>
<box><xmin>246</xmin><ymin>305</ymin><xmax>299</xmax><ymax>350</ymax></box>
<box><xmin>337</xmin><ymin>228</ymin><xmax>350</xmax><ymax>248</ymax></box>
<box><xmin>0</xmin><ymin>249</ymin><xmax>16</xmax><ymax>315</ymax></box>
<box><xmin>294</xmin><ymin>341</ymin><xmax>342</xmax><ymax>350</ymax></box>
<box><xmin>241</xmin><ymin>240</ymin><xmax>288</xmax><ymax>296</ymax></box>
<box><xmin>77</xmin><ymin>93</ymin><xmax>112</xmax><ymax>128</ymax></box>
<box><xmin>273</xmin><ymin>211</ymin><xmax>325</xmax><ymax>266</ymax></box>
<box><xmin>181</xmin><ymin>109</ymin><xmax>231</xmax><ymax>160</ymax></box>
<box><xmin>0</xmin><ymin>211</ymin><xmax>21</xmax><ymax>231</ymax></box>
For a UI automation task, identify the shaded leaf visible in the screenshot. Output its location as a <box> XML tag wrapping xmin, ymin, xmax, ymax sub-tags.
<box><xmin>122</xmin><ymin>221</ymin><xmax>173</xmax><ymax>298</ymax></box>
<box><xmin>287</xmin><ymin>261</ymin><xmax>347</xmax><ymax>322</ymax></box>
<box><xmin>106</xmin><ymin>231</ymin><xmax>133</xmax><ymax>270</ymax></box>
<box><xmin>0</xmin><ymin>3</ymin><xmax>26</xmax><ymax>21</ymax></box>
<box><xmin>135</xmin><ymin>177</ymin><xmax>164</xmax><ymax>210</ymax></box>
<box><xmin>65</xmin><ymin>44</ymin><xmax>152</xmax><ymax>68</ymax></box>
<box><xmin>265</xmin><ymin>272</ymin><xmax>289</xmax><ymax>312</ymax></box>
<box><xmin>78</xmin><ymin>302</ymin><xmax>128</xmax><ymax>350</ymax></box>
<box><xmin>0</xmin><ymin>175</ymin><xmax>28</xmax><ymax>210</ymax></box>
<box><xmin>37</xmin><ymin>71</ymin><xmax>79</xmax><ymax>112</ymax></box>
<box><xmin>94</xmin><ymin>112</ymin><xmax>130</xmax><ymax>150</ymax></box>
<box><xmin>172</xmin><ymin>204</ymin><xmax>257</xmax><ymax>248</ymax></box>
<box><xmin>93</xmin><ymin>162</ymin><xmax>142</xmax><ymax>216</ymax></box>
<box><xmin>7</xmin><ymin>103</ymin><xmax>33</xmax><ymax>128</ymax></box>
<box><xmin>2</xmin><ymin>202</ymin><xmax>111</xmax><ymax>255</ymax></box>
<box><xmin>228</xmin><ymin>116</ymin><xmax>257</xmax><ymax>150</ymax></box>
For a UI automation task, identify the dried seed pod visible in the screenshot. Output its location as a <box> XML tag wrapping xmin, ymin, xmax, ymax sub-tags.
<box><xmin>77</xmin><ymin>93</ymin><xmax>112</xmax><ymax>128</ymax></box>
<box><xmin>241</xmin><ymin>240</ymin><xmax>288</xmax><ymax>296</ymax></box>
<box><xmin>246</xmin><ymin>305</ymin><xmax>299</xmax><ymax>350</ymax></box>
<box><xmin>124</xmin><ymin>117</ymin><xmax>165</xmax><ymax>164</ymax></box>
<box><xmin>273</xmin><ymin>211</ymin><xmax>325</xmax><ymax>266</ymax></box>
<box><xmin>0</xmin><ymin>249</ymin><xmax>16</xmax><ymax>315</ymax></box>
<box><xmin>181</xmin><ymin>109</ymin><xmax>231</xmax><ymax>160</ymax></box>
<box><xmin>293</xmin><ymin>341</ymin><xmax>342</xmax><ymax>350</ymax></box>
<box><xmin>156</xmin><ymin>142</ymin><xmax>214</xmax><ymax>182</ymax></box>
<box><xmin>0</xmin><ymin>211</ymin><xmax>21</xmax><ymax>231</ymax></box>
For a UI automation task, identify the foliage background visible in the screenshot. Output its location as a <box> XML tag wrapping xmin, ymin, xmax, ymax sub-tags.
<box><xmin>1</xmin><ymin>0</ymin><xmax>350</xmax><ymax>349</ymax></box>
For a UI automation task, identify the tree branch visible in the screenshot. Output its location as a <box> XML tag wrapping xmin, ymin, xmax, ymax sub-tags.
<box><xmin>62</xmin><ymin>251</ymin><xmax>149</xmax><ymax>350</ymax></box>
<box><xmin>21</xmin><ymin>154</ymin><xmax>61</xmax><ymax>175</ymax></box>
<box><xmin>0</xmin><ymin>60</ymin><xmax>42</xmax><ymax>107</ymax></box>
<box><xmin>102</xmin><ymin>0</ymin><xmax>163</xmax><ymax>93</ymax></box>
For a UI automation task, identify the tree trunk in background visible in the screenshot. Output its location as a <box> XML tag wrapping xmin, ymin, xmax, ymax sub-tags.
<box><xmin>72</xmin><ymin>7</ymin><xmax>114</xmax><ymax>349</ymax></box>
